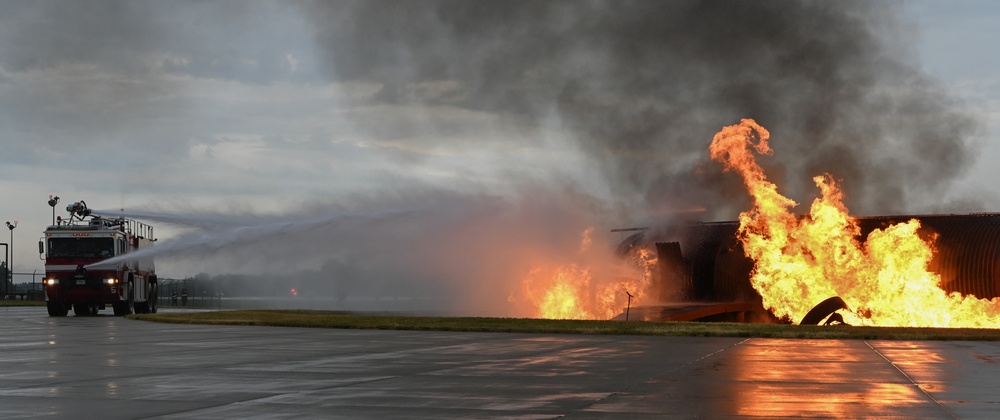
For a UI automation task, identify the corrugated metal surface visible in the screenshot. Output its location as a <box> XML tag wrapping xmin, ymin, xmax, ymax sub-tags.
<box><xmin>712</xmin><ymin>240</ymin><xmax>757</xmax><ymax>301</ymax></box>
<box><xmin>653</xmin><ymin>222</ymin><xmax>744</xmax><ymax>301</ymax></box>
<box><xmin>648</xmin><ymin>213</ymin><xmax>1000</xmax><ymax>302</ymax></box>
<box><xmin>858</xmin><ymin>214</ymin><xmax>1000</xmax><ymax>299</ymax></box>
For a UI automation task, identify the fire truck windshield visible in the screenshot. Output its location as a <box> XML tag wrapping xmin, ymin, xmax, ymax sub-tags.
<box><xmin>48</xmin><ymin>237</ymin><xmax>115</xmax><ymax>259</ymax></box>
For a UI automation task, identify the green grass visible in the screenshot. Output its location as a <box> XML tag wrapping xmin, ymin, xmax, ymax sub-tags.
<box><xmin>128</xmin><ymin>310</ymin><xmax>1000</xmax><ymax>341</ymax></box>
<box><xmin>0</xmin><ymin>300</ymin><xmax>45</xmax><ymax>307</ymax></box>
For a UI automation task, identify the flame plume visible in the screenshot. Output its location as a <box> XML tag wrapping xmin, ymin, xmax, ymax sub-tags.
<box><xmin>710</xmin><ymin>119</ymin><xmax>1000</xmax><ymax>327</ymax></box>
<box><xmin>519</xmin><ymin>228</ymin><xmax>657</xmax><ymax>320</ymax></box>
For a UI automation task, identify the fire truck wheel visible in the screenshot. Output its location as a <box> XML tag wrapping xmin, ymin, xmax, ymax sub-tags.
<box><xmin>73</xmin><ymin>303</ymin><xmax>91</xmax><ymax>316</ymax></box>
<box><xmin>112</xmin><ymin>301</ymin><xmax>132</xmax><ymax>316</ymax></box>
<box><xmin>149</xmin><ymin>281</ymin><xmax>158</xmax><ymax>314</ymax></box>
<box><xmin>47</xmin><ymin>301</ymin><xmax>69</xmax><ymax>317</ymax></box>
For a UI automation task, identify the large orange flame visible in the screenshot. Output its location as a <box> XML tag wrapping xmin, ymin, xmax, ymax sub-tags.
<box><xmin>519</xmin><ymin>228</ymin><xmax>656</xmax><ymax>320</ymax></box>
<box><xmin>710</xmin><ymin>118</ymin><xmax>1000</xmax><ymax>327</ymax></box>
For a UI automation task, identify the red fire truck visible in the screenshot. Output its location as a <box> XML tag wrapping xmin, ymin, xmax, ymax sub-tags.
<box><xmin>39</xmin><ymin>201</ymin><xmax>158</xmax><ymax>317</ymax></box>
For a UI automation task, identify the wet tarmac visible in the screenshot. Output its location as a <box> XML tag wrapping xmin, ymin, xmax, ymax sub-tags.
<box><xmin>1</xmin><ymin>306</ymin><xmax>998</xmax><ymax>418</ymax></box>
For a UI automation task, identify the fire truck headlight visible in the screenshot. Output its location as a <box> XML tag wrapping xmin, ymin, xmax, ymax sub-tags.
<box><xmin>45</xmin><ymin>278</ymin><xmax>56</xmax><ymax>286</ymax></box>
<box><xmin>104</xmin><ymin>278</ymin><xmax>118</xmax><ymax>285</ymax></box>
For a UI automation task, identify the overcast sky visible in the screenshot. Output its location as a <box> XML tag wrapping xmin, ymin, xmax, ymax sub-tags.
<box><xmin>2</xmin><ymin>1</ymin><xmax>999</xmax><ymax>286</ymax></box>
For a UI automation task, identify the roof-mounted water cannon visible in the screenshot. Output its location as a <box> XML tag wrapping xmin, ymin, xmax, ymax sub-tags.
<box><xmin>65</xmin><ymin>201</ymin><xmax>92</xmax><ymax>222</ymax></box>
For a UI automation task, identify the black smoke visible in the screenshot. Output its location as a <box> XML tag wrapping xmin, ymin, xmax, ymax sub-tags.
<box><xmin>302</xmin><ymin>0</ymin><xmax>981</xmax><ymax>219</ymax></box>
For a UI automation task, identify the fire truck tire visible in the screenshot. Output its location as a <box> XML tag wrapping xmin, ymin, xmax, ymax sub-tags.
<box><xmin>149</xmin><ymin>278</ymin><xmax>159</xmax><ymax>314</ymax></box>
<box><xmin>112</xmin><ymin>301</ymin><xmax>132</xmax><ymax>316</ymax></box>
<box><xmin>47</xmin><ymin>301</ymin><xmax>69</xmax><ymax>317</ymax></box>
<box><xmin>73</xmin><ymin>303</ymin><xmax>92</xmax><ymax>316</ymax></box>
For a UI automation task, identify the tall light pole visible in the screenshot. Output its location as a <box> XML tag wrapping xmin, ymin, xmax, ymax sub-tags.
<box><xmin>6</xmin><ymin>220</ymin><xmax>16</xmax><ymax>293</ymax></box>
<box><xmin>48</xmin><ymin>195</ymin><xmax>60</xmax><ymax>225</ymax></box>
<box><xmin>0</xmin><ymin>243</ymin><xmax>7</xmax><ymax>296</ymax></box>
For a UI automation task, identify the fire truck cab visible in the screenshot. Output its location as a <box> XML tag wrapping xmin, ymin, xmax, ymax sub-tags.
<box><xmin>39</xmin><ymin>201</ymin><xmax>158</xmax><ymax>317</ymax></box>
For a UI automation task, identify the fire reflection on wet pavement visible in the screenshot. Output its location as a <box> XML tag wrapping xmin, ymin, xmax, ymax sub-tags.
<box><xmin>579</xmin><ymin>338</ymin><xmax>1000</xmax><ymax>418</ymax></box>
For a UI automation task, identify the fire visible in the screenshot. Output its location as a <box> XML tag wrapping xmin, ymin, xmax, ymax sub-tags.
<box><xmin>519</xmin><ymin>228</ymin><xmax>657</xmax><ymax>320</ymax></box>
<box><xmin>710</xmin><ymin>118</ymin><xmax>1000</xmax><ymax>327</ymax></box>
<box><xmin>525</xmin><ymin>265</ymin><xmax>595</xmax><ymax>320</ymax></box>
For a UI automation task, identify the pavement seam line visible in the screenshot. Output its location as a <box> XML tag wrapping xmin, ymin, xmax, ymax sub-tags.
<box><xmin>646</xmin><ymin>337</ymin><xmax>753</xmax><ymax>379</ymax></box>
<box><xmin>864</xmin><ymin>340</ymin><xmax>958</xmax><ymax>420</ymax></box>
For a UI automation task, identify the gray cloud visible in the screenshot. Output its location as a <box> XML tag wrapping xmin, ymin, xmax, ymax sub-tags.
<box><xmin>0</xmin><ymin>0</ymin><xmax>316</xmax><ymax>82</ymax></box>
<box><xmin>0</xmin><ymin>0</ymin><xmax>320</xmax><ymax>169</ymax></box>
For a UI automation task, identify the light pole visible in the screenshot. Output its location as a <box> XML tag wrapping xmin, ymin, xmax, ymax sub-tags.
<box><xmin>6</xmin><ymin>220</ymin><xmax>16</xmax><ymax>293</ymax></box>
<box><xmin>48</xmin><ymin>195</ymin><xmax>60</xmax><ymax>225</ymax></box>
<box><xmin>0</xmin><ymin>243</ymin><xmax>7</xmax><ymax>296</ymax></box>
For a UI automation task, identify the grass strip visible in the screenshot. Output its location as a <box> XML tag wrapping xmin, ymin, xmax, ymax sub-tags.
<box><xmin>0</xmin><ymin>300</ymin><xmax>45</xmax><ymax>307</ymax></box>
<box><xmin>129</xmin><ymin>310</ymin><xmax>1000</xmax><ymax>341</ymax></box>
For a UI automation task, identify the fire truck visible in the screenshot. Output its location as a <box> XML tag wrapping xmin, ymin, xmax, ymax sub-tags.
<box><xmin>39</xmin><ymin>201</ymin><xmax>158</xmax><ymax>317</ymax></box>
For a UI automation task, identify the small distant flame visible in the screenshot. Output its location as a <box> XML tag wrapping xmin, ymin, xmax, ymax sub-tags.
<box><xmin>710</xmin><ymin>118</ymin><xmax>1000</xmax><ymax>327</ymax></box>
<box><xmin>580</xmin><ymin>227</ymin><xmax>594</xmax><ymax>253</ymax></box>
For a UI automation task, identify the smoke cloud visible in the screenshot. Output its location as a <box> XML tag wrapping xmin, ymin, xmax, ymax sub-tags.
<box><xmin>302</xmin><ymin>0</ymin><xmax>981</xmax><ymax>218</ymax></box>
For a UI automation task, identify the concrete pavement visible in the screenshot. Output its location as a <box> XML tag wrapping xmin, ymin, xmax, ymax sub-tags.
<box><xmin>1</xmin><ymin>306</ymin><xmax>998</xmax><ymax>418</ymax></box>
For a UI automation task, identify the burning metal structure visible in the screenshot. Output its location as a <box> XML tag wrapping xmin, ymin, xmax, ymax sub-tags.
<box><xmin>622</xmin><ymin>213</ymin><xmax>1000</xmax><ymax>325</ymax></box>
<box><xmin>534</xmin><ymin>119</ymin><xmax>1000</xmax><ymax>328</ymax></box>
<box><xmin>610</xmin><ymin>119</ymin><xmax>1000</xmax><ymax>328</ymax></box>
